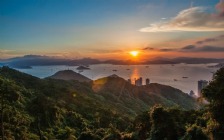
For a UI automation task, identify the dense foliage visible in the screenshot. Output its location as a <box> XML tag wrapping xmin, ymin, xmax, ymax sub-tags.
<box><xmin>0</xmin><ymin>66</ymin><xmax>223</xmax><ymax>140</ymax></box>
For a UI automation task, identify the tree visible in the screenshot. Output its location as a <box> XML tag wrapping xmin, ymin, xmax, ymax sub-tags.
<box><xmin>0</xmin><ymin>78</ymin><xmax>9</xmax><ymax>140</ymax></box>
<box><xmin>202</xmin><ymin>67</ymin><xmax>224</xmax><ymax>139</ymax></box>
<box><xmin>0</xmin><ymin>78</ymin><xmax>5</xmax><ymax>140</ymax></box>
<box><xmin>149</xmin><ymin>105</ymin><xmax>178</xmax><ymax>140</ymax></box>
<box><xmin>78</xmin><ymin>131</ymin><xmax>100</xmax><ymax>140</ymax></box>
<box><xmin>132</xmin><ymin>111</ymin><xmax>151</xmax><ymax>140</ymax></box>
<box><xmin>181</xmin><ymin>124</ymin><xmax>208</xmax><ymax>140</ymax></box>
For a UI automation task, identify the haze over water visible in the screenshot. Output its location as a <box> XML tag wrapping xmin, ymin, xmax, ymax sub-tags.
<box><xmin>16</xmin><ymin>64</ymin><xmax>218</xmax><ymax>95</ymax></box>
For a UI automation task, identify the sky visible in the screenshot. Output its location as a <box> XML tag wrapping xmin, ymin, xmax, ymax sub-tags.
<box><xmin>0</xmin><ymin>0</ymin><xmax>224</xmax><ymax>60</ymax></box>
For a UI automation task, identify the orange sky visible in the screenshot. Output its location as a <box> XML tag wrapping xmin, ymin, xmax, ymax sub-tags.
<box><xmin>0</xmin><ymin>0</ymin><xmax>224</xmax><ymax>60</ymax></box>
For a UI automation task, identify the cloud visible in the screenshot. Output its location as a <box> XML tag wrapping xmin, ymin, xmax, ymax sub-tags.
<box><xmin>216</xmin><ymin>0</ymin><xmax>224</xmax><ymax>17</ymax></box>
<box><xmin>159</xmin><ymin>48</ymin><xmax>176</xmax><ymax>52</ymax></box>
<box><xmin>180</xmin><ymin>45</ymin><xmax>224</xmax><ymax>52</ymax></box>
<box><xmin>198</xmin><ymin>46</ymin><xmax>224</xmax><ymax>52</ymax></box>
<box><xmin>142</xmin><ymin>45</ymin><xmax>224</xmax><ymax>53</ymax></box>
<box><xmin>89</xmin><ymin>49</ymin><xmax>122</xmax><ymax>54</ymax></box>
<box><xmin>182</xmin><ymin>45</ymin><xmax>196</xmax><ymax>50</ymax></box>
<box><xmin>0</xmin><ymin>49</ymin><xmax>14</xmax><ymax>56</ymax></box>
<box><xmin>0</xmin><ymin>49</ymin><xmax>13</xmax><ymax>54</ymax></box>
<box><xmin>140</xmin><ymin>1</ymin><xmax>224</xmax><ymax>32</ymax></box>
<box><xmin>142</xmin><ymin>47</ymin><xmax>154</xmax><ymax>50</ymax></box>
<box><xmin>142</xmin><ymin>47</ymin><xmax>176</xmax><ymax>52</ymax></box>
<box><xmin>219</xmin><ymin>34</ymin><xmax>224</xmax><ymax>38</ymax></box>
<box><xmin>196</xmin><ymin>34</ymin><xmax>224</xmax><ymax>44</ymax></box>
<box><xmin>0</xmin><ymin>49</ymin><xmax>18</xmax><ymax>59</ymax></box>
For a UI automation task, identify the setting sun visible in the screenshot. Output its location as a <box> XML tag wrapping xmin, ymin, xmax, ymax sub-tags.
<box><xmin>129</xmin><ymin>51</ymin><xmax>139</xmax><ymax>57</ymax></box>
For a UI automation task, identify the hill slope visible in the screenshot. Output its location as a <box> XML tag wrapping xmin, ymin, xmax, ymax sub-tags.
<box><xmin>92</xmin><ymin>76</ymin><xmax>200</xmax><ymax>111</ymax></box>
<box><xmin>0</xmin><ymin>66</ymin><xmax>200</xmax><ymax>139</ymax></box>
<box><xmin>47</xmin><ymin>70</ymin><xmax>91</xmax><ymax>82</ymax></box>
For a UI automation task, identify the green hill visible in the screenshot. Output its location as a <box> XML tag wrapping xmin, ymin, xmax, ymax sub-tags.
<box><xmin>0</xmin><ymin>66</ymin><xmax>200</xmax><ymax>139</ymax></box>
<box><xmin>92</xmin><ymin>76</ymin><xmax>200</xmax><ymax>111</ymax></box>
<box><xmin>47</xmin><ymin>70</ymin><xmax>91</xmax><ymax>82</ymax></box>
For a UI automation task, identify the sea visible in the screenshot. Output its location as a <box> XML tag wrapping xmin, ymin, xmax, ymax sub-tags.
<box><xmin>14</xmin><ymin>64</ymin><xmax>218</xmax><ymax>96</ymax></box>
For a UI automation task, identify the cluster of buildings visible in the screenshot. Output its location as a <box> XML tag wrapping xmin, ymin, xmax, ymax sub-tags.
<box><xmin>127</xmin><ymin>76</ymin><xmax>209</xmax><ymax>97</ymax></box>
<box><xmin>189</xmin><ymin>80</ymin><xmax>209</xmax><ymax>97</ymax></box>
<box><xmin>127</xmin><ymin>77</ymin><xmax>150</xmax><ymax>86</ymax></box>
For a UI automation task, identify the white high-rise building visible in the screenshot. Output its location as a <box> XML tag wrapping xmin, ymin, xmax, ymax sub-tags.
<box><xmin>198</xmin><ymin>80</ymin><xmax>208</xmax><ymax>97</ymax></box>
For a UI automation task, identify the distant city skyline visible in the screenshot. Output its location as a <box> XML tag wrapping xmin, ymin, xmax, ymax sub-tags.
<box><xmin>1</xmin><ymin>0</ymin><xmax>224</xmax><ymax>60</ymax></box>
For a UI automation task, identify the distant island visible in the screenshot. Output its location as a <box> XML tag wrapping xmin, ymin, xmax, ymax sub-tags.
<box><xmin>0</xmin><ymin>55</ymin><xmax>224</xmax><ymax>69</ymax></box>
<box><xmin>76</xmin><ymin>65</ymin><xmax>90</xmax><ymax>70</ymax></box>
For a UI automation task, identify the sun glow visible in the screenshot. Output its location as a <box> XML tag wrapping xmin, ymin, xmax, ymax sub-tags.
<box><xmin>129</xmin><ymin>51</ymin><xmax>139</xmax><ymax>57</ymax></box>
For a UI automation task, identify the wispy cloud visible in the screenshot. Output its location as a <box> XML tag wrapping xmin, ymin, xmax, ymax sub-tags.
<box><xmin>140</xmin><ymin>1</ymin><xmax>224</xmax><ymax>32</ymax></box>
<box><xmin>216</xmin><ymin>0</ymin><xmax>224</xmax><ymax>17</ymax></box>
<box><xmin>143</xmin><ymin>45</ymin><xmax>224</xmax><ymax>52</ymax></box>
<box><xmin>159</xmin><ymin>48</ymin><xmax>176</xmax><ymax>52</ymax></box>
<box><xmin>181</xmin><ymin>45</ymin><xmax>196</xmax><ymax>50</ymax></box>
<box><xmin>196</xmin><ymin>34</ymin><xmax>224</xmax><ymax>44</ymax></box>
<box><xmin>0</xmin><ymin>49</ymin><xmax>18</xmax><ymax>59</ymax></box>
<box><xmin>89</xmin><ymin>49</ymin><xmax>123</xmax><ymax>54</ymax></box>
<box><xmin>0</xmin><ymin>50</ymin><xmax>10</xmax><ymax>53</ymax></box>
<box><xmin>180</xmin><ymin>45</ymin><xmax>224</xmax><ymax>52</ymax></box>
<box><xmin>142</xmin><ymin>47</ymin><xmax>177</xmax><ymax>52</ymax></box>
<box><xmin>142</xmin><ymin>47</ymin><xmax>154</xmax><ymax>50</ymax></box>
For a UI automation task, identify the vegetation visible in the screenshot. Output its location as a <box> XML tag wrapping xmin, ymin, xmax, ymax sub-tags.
<box><xmin>0</xmin><ymin>66</ymin><xmax>223</xmax><ymax>140</ymax></box>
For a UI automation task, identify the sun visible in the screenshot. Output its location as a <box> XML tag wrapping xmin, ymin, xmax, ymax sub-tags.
<box><xmin>129</xmin><ymin>51</ymin><xmax>139</xmax><ymax>57</ymax></box>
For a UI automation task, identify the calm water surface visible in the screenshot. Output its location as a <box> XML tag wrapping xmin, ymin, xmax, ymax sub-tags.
<box><xmin>16</xmin><ymin>64</ymin><xmax>218</xmax><ymax>95</ymax></box>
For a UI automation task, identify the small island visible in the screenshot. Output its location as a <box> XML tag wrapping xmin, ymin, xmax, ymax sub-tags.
<box><xmin>76</xmin><ymin>65</ymin><xmax>90</xmax><ymax>70</ymax></box>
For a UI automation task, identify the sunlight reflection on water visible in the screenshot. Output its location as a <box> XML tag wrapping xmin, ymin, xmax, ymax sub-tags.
<box><xmin>130</xmin><ymin>66</ymin><xmax>140</xmax><ymax>84</ymax></box>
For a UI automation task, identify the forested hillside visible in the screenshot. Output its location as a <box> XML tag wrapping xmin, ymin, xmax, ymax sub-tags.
<box><xmin>1</xmin><ymin>66</ymin><xmax>223</xmax><ymax>140</ymax></box>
